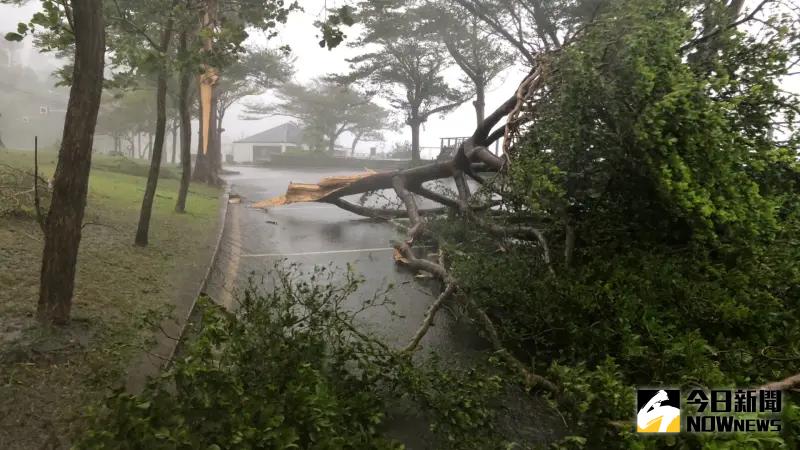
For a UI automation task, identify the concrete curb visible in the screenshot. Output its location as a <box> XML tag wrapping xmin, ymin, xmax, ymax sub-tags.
<box><xmin>165</xmin><ymin>183</ymin><xmax>231</xmax><ymax>363</ymax></box>
<box><xmin>125</xmin><ymin>183</ymin><xmax>231</xmax><ymax>393</ymax></box>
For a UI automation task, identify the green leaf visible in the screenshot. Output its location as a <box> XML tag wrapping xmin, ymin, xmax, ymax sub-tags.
<box><xmin>4</xmin><ymin>32</ymin><xmax>23</xmax><ymax>42</ymax></box>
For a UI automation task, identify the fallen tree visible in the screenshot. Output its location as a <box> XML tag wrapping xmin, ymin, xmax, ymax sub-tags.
<box><xmin>252</xmin><ymin>0</ymin><xmax>800</xmax><ymax>406</ymax></box>
<box><xmin>252</xmin><ymin>67</ymin><xmax>557</xmax><ymax>390</ymax></box>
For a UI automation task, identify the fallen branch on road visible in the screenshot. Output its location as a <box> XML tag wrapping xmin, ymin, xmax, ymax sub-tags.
<box><xmin>250</xmin><ymin>65</ymin><xmax>556</xmax><ymax>392</ymax></box>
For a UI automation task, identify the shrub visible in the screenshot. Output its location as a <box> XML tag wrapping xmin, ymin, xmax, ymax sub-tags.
<box><xmin>78</xmin><ymin>265</ymin><xmax>516</xmax><ymax>449</ymax></box>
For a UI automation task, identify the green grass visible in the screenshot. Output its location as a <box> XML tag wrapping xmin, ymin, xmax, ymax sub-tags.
<box><xmin>0</xmin><ymin>149</ymin><xmax>222</xmax><ymax>449</ymax></box>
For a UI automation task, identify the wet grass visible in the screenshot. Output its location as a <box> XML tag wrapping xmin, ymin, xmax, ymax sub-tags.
<box><xmin>0</xmin><ymin>149</ymin><xmax>222</xmax><ymax>449</ymax></box>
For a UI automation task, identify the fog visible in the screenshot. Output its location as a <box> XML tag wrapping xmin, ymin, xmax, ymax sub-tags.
<box><xmin>0</xmin><ymin>0</ymin><xmax>527</xmax><ymax>157</ymax></box>
<box><xmin>0</xmin><ymin>1</ymin><xmax>795</xmax><ymax>156</ymax></box>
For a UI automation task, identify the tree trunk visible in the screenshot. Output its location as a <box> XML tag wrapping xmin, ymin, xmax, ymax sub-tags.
<box><xmin>37</xmin><ymin>0</ymin><xmax>105</xmax><ymax>325</ymax></box>
<box><xmin>351</xmin><ymin>133</ymin><xmax>362</xmax><ymax>157</ymax></box>
<box><xmin>135</xmin><ymin>17</ymin><xmax>175</xmax><ymax>247</ymax></box>
<box><xmin>192</xmin><ymin>84</ymin><xmax>220</xmax><ymax>183</ymax></box>
<box><xmin>328</xmin><ymin>133</ymin><xmax>336</xmax><ymax>153</ymax></box>
<box><xmin>146</xmin><ymin>132</ymin><xmax>153</xmax><ymax>160</ymax></box>
<box><xmin>217</xmin><ymin>111</ymin><xmax>225</xmax><ymax>161</ymax></box>
<box><xmin>175</xmin><ymin>31</ymin><xmax>192</xmax><ymax>213</ymax></box>
<box><xmin>192</xmin><ymin>0</ymin><xmax>221</xmax><ymax>185</ymax></box>
<box><xmin>194</xmin><ymin>90</ymin><xmax>207</xmax><ymax>175</ymax></box>
<box><xmin>473</xmin><ymin>81</ymin><xmax>485</xmax><ymax>127</ymax></box>
<box><xmin>137</xmin><ymin>132</ymin><xmax>143</xmax><ymax>158</ymax></box>
<box><xmin>171</xmin><ymin>121</ymin><xmax>178</xmax><ymax>163</ymax></box>
<box><xmin>410</xmin><ymin>121</ymin><xmax>421</xmax><ymax>162</ymax></box>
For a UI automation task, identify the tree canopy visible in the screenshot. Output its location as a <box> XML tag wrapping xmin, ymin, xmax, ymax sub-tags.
<box><xmin>335</xmin><ymin>2</ymin><xmax>470</xmax><ymax>161</ymax></box>
<box><xmin>244</xmin><ymin>79</ymin><xmax>391</xmax><ymax>153</ymax></box>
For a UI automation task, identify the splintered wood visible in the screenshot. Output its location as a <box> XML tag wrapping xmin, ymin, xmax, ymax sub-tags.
<box><xmin>251</xmin><ymin>170</ymin><xmax>378</xmax><ymax>209</ymax></box>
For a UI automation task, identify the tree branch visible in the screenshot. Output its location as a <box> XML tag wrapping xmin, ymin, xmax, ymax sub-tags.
<box><xmin>681</xmin><ymin>0</ymin><xmax>772</xmax><ymax>51</ymax></box>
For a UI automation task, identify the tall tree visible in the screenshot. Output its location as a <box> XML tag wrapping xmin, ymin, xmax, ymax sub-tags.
<box><xmin>192</xmin><ymin>0</ymin><xmax>298</xmax><ymax>184</ymax></box>
<box><xmin>5</xmin><ymin>0</ymin><xmax>106</xmax><ymax>325</ymax></box>
<box><xmin>425</xmin><ymin>2</ymin><xmax>513</xmax><ymax>126</ymax></box>
<box><xmin>108</xmin><ymin>0</ymin><xmax>182</xmax><ymax>246</ymax></box>
<box><xmin>175</xmin><ymin>28</ymin><xmax>194</xmax><ymax>212</ymax></box>
<box><xmin>339</xmin><ymin>5</ymin><xmax>468</xmax><ymax>161</ymax></box>
<box><xmin>96</xmin><ymin>85</ymin><xmax>159</xmax><ymax>155</ymax></box>
<box><xmin>133</xmin><ymin>10</ymin><xmax>177</xmax><ymax>247</ymax></box>
<box><xmin>215</xmin><ymin>48</ymin><xmax>293</xmax><ymax>145</ymax></box>
<box><xmin>243</xmin><ymin>80</ymin><xmax>390</xmax><ymax>153</ymax></box>
<box><xmin>0</xmin><ymin>112</ymin><xmax>5</xmax><ymax>149</ymax></box>
<box><xmin>192</xmin><ymin>0</ymin><xmax>221</xmax><ymax>184</ymax></box>
<box><xmin>452</xmin><ymin>0</ymin><xmax>574</xmax><ymax>66</ymax></box>
<box><xmin>347</xmin><ymin>109</ymin><xmax>391</xmax><ymax>156</ymax></box>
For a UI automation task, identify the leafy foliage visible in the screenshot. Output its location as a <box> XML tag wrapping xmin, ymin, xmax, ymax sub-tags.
<box><xmin>436</xmin><ymin>0</ymin><xmax>800</xmax><ymax>448</ymax></box>
<box><xmin>334</xmin><ymin>1</ymin><xmax>470</xmax><ymax>159</ymax></box>
<box><xmin>79</xmin><ymin>265</ymin><xmax>516</xmax><ymax>449</ymax></box>
<box><xmin>243</xmin><ymin>80</ymin><xmax>390</xmax><ymax>153</ymax></box>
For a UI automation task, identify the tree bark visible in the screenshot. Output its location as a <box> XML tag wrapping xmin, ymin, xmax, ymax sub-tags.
<box><xmin>37</xmin><ymin>0</ymin><xmax>105</xmax><ymax>325</ymax></box>
<box><xmin>328</xmin><ymin>133</ymin><xmax>336</xmax><ymax>153</ymax></box>
<box><xmin>171</xmin><ymin>120</ymin><xmax>178</xmax><ymax>163</ymax></box>
<box><xmin>217</xmin><ymin>111</ymin><xmax>225</xmax><ymax>159</ymax></box>
<box><xmin>473</xmin><ymin>81</ymin><xmax>485</xmax><ymax>127</ymax></box>
<box><xmin>146</xmin><ymin>132</ymin><xmax>153</xmax><ymax>160</ymax></box>
<box><xmin>135</xmin><ymin>17</ymin><xmax>175</xmax><ymax>247</ymax></box>
<box><xmin>350</xmin><ymin>132</ymin><xmax>362</xmax><ymax>156</ymax></box>
<box><xmin>192</xmin><ymin>0</ymin><xmax>221</xmax><ymax>185</ymax></box>
<box><xmin>410</xmin><ymin>120</ymin><xmax>421</xmax><ymax>162</ymax></box>
<box><xmin>192</xmin><ymin>83</ymin><xmax>221</xmax><ymax>183</ymax></box>
<box><xmin>175</xmin><ymin>30</ymin><xmax>192</xmax><ymax>213</ymax></box>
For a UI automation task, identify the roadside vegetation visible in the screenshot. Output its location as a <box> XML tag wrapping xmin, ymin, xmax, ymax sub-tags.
<box><xmin>0</xmin><ymin>149</ymin><xmax>221</xmax><ymax>449</ymax></box>
<box><xmin>196</xmin><ymin>0</ymin><xmax>800</xmax><ymax>448</ymax></box>
<box><xmin>80</xmin><ymin>266</ymin><xmax>515</xmax><ymax>450</ymax></box>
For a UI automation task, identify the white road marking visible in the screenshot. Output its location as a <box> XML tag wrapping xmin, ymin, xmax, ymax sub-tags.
<box><xmin>242</xmin><ymin>247</ymin><xmax>396</xmax><ymax>258</ymax></box>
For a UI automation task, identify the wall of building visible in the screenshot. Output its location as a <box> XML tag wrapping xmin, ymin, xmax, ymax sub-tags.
<box><xmin>232</xmin><ymin>142</ymin><xmax>253</xmax><ymax>163</ymax></box>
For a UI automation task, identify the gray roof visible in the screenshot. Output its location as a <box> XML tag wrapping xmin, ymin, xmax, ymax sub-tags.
<box><xmin>235</xmin><ymin>122</ymin><xmax>303</xmax><ymax>144</ymax></box>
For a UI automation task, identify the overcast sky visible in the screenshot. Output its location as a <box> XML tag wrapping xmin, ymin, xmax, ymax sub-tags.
<box><xmin>0</xmin><ymin>0</ymin><xmax>527</xmax><ymax>157</ymax></box>
<box><xmin>235</xmin><ymin>0</ymin><xmax>528</xmax><ymax>155</ymax></box>
<box><xmin>0</xmin><ymin>1</ymin><xmax>795</xmax><ymax>157</ymax></box>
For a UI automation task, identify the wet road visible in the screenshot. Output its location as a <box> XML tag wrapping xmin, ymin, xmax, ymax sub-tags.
<box><xmin>205</xmin><ymin>165</ymin><xmax>558</xmax><ymax>448</ymax></box>
<box><xmin>207</xmin><ymin>165</ymin><xmax>483</xmax><ymax>356</ymax></box>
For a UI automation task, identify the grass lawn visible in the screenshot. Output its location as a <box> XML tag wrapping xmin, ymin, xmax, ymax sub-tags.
<box><xmin>0</xmin><ymin>149</ymin><xmax>223</xmax><ymax>449</ymax></box>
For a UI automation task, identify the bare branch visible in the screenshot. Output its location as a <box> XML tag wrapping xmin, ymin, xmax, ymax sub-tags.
<box><xmin>681</xmin><ymin>0</ymin><xmax>772</xmax><ymax>52</ymax></box>
<box><xmin>402</xmin><ymin>282</ymin><xmax>457</xmax><ymax>353</ymax></box>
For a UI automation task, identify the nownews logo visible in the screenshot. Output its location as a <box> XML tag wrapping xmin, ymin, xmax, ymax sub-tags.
<box><xmin>636</xmin><ymin>388</ymin><xmax>782</xmax><ymax>434</ymax></box>
<box><xmin>637</xmin><ymin>389</ymin><xmax>681</xmax><ymax>433</ymax></box>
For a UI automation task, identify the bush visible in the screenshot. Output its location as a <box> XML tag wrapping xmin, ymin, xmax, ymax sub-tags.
<box><xmin>435</xmin><ymin>0</ymin><xmax>800</xmax><ymax>447</ymax></box>
<box><xmin>92</xmin><ymin>156</ymin><xmax>179</xmax><ymax>179</ymax></box>
<box><xmin>78</xmin><ymin>265</ymin><xmax>516</xmax><ymax>449</ymax></box>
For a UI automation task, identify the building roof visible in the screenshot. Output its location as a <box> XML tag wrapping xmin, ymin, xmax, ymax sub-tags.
<box><xmin>235</xmin><ymin>122</ymin><xmax>304</xmax><ymax>144</ymax></box>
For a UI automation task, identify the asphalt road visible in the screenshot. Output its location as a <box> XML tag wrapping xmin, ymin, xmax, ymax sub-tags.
<box><xmin>204</xmin><ymin>165</ymin><xmax>559</xmax><ymax>447</ymax></box>
<box><xmin>207</xmin><ymin>165</ymin><xmax>484</xmax><ymax>355</ymax></box>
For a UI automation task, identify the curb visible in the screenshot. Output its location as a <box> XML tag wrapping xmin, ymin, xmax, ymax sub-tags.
<box><xmin>125</xmin><ymin>183</ymin><xmax>231</xmax><ymax>393</ymax></box>
<box><xmin>165</xmin><ymin>183</ymin><xmax>231</xmax><ymax>363</ymax></box>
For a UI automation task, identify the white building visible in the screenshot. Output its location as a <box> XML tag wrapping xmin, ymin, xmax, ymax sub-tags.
<box><xmin>231</xmin><ymin>122</ymin><xmax>305</xmax><ymax>163</ymax></box>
